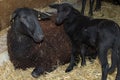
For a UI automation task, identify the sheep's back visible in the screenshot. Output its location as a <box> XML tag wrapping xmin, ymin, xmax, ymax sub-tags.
<box><xmin>38</xmin><ymin>16</ymin><xmax>71</xmax><ymax>70</ymax></box>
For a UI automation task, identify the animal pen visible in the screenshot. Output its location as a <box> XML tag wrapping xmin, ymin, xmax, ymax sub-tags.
<box><xmin>0</xmin><ymin>0</ymin><xmax>120</xmax><ymax>80</ymax></box>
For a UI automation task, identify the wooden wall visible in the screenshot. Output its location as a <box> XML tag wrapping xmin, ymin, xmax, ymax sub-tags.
<box><xmin>0</xmin><ymin>0</ymin><xmax>56</xmax><ymax>31</ymax></box>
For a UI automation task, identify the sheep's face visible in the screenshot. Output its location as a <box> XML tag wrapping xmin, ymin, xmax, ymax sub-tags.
<box><xmin>11</xmin><ymin>8</ymin><xmax>46</xmax><ymax>43</ymax></box>
<box><xmin>49</xmin><ymin>3</ymin><xmax>72</xmax><ymax>25</ymax></box>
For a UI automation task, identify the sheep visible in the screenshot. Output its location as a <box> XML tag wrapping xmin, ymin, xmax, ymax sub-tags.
<box><xmin>80</xmin><ymin>0</ymin><xmax>101</xmax><ymax>16</ymax></box>
<box><xmin>49</xmin><ymin>3</ymin><xmax>120</xmax><ymax>80</ymax></box>
<box><xmin>7</xmin><ymin>7</ymin><xmax>71</xmax><ymax>78</ymax></box>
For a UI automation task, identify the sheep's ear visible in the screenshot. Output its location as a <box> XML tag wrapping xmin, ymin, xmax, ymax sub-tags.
<box><xmin>38</xmin><ymin>12</ymin><xmax>50</xmax><ymax>20</ymax></box>
<box><xmin>10</xmin><ymin>8</ymin><xmax>21</xmax><ymax>23</ymax></box>
<box><xmin>10</xmin><ymin>11</ymin><xmax>17</xmax><ymax>23</ymax></box>
<box><xmin>49</xmin><ymin>4</ymin><xmax>60</xmax><ymax>9</ymax></box>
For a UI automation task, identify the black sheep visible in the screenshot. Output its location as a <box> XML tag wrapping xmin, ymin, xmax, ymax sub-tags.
<box><xmin>49</xmin><ymin>3</ymin><xmax>120</xmax><ymax>80</ymax></box>
<box><xmin>7</xmin><ymin>8</ymin><xmax>71</xmax><ymax>78</ymax></box>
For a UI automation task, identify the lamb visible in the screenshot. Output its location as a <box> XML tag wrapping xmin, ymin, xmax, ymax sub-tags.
<box><xmin>7</xmin><ymin>7</ymin><xmax>71</xmax><ymax>78</ymax></box>
<box><xmin>49</xmin><ymin>3</ymin><xmax>120</xmax><ymax>80</ymax></box>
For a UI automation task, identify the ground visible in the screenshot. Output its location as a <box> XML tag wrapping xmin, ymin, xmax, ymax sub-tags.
<box><xmin>0</xmin><ymin>0</ymin><xmax>120</xmax><ymax>80</ymax></box>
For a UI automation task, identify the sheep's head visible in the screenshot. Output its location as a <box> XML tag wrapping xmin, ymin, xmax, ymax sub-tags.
<box><xmin>11</xmin><ymin>8</ymin><xmax>50</xmax><ymax>43</ymax></box>
<box><xmin>49</xmin><ymin>3</ymin><xmax>72</xmax><ymax>25</ymax></box>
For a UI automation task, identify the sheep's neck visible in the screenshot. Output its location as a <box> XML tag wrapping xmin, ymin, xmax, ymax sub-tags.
<box><xmin>64</xmin><ymin>12</ymin><xmax>90</xmax><ymax>37</ymax></box>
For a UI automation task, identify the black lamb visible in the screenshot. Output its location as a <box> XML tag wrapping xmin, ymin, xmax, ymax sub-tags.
<box><xmin>49</xmin><ymin>3</ymin><xmax>120</xmax><ymax>80</ymax></box>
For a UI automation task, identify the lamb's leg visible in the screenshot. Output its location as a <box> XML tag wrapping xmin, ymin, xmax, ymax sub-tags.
<box><xmin>98</xmin><ymin>42</ymin><xmax>109</xmax><ymax>80</ymax></box>
<box><xmin>80</xmin><ymin>44</ymin><xmax>87</xmax><ymax>66</ymax></box>
<box><xmin>94</xmin><ymin>0</ymin><xmax>101</xmax><ymax>11</ymax></box>
<box><xmin>89</xmin><ymin>0</ymin><xmax>94</xmax><ymax>16</ymax></box>
<box><xmin>88</xmin><ymin>47</ymin><xmax>97</xmax><ymax>63</ymax></box>
<box><xmin>115</xmin><ymin>43</ymin><xmax>120</xmax><ymax>80</ymax></box>
<box><xmin>31</xmin><ymin>67</ymin><xmax>44</xmax><ymax>78</ymax></box>
<box><xmin>115</xmin><ymin>55</ymin><xmax>120</xmax><ymax>80</ymax></box>
<box><xmin>81</xmin><ymin>0</ymin><xmax>86</xmax><ymax>15</ymax></box>
<box><xmin>65</xmin><ymin>45</ymin><xmax>78</xmax><ymax>72</ymax></box>
<box><xmin>90</xmin><ymin>51</ymin><xmax>98</xmax><ymax>62</ymax></box>
<box><xmin>108</xmin><ymin>48</ymin><xmax>117</xmax><ymax>74</ymax></box>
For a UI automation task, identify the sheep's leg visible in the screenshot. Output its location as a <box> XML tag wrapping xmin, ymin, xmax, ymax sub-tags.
<box><xmin>65</xmin><ymin>46</ymin><xmax>78</xmax><ymax>72</ymax></box>
<box><xmin>98</xmin><ymin>42</ymin><xmax>109</xmax><ymax>80</ymax></box>
<box><xmin>81</xmin><ymin>0</ymin><xmax>86</xmax><ymax>15</ymax></box>
<box><xmin>31</xmin><ymin>67</ymin><xmax>44</xmax><ymax>78</ymax></box>
<box><xmin>65</xmin><ymin>54</ymin><xmax>75</xmax><ymax>72</ymax></box>
<box><xmin>94</xmin><ymin>0</ymin><xmax>101</xmax><ymax>11</ymax></box>
<box><xmin>88</xmin><ymin>54</ymin><xmax>97</xmax><ymax>63</ymax></box>
<box><xmin>115</xmin><ymin>42</ymin><xmax>120</xmax><ymax>80</ymax></box>
<box><xmin>108</xmin><ymin>38</ymin><xmax>120</xmax><ymax>74</ymax></box>
<box><xmin>108</xmin><ymin>48</ymin><xmax>117</xmax><ymax>74</ymax></box>
<box><xmin>88</xmin><ymin>56</ymin><xmax>93</xmax><ymax>62</ymax></box>
<box><xmin>91</xmin><ymin>51</ymin><xmax>97</xmax><ymax>59</ymax></box>
<box><xmin>89</xmin><ymin>0</ymin><xmax>94</xmax><ymax>16</ymax></box>
<box><xmin>80</xmin><ymin>44</ymin><xmax>87</xmax><ymax>66</ymax></box>
<box><xmin>115</xmin><ymin>56</ymin><xmax>120</xmax><ymax>80</ymax></box>
<box><xmin>88</xmin><ymin>47</ymin><xmax>97</xmax><ymax>63</ymax></box>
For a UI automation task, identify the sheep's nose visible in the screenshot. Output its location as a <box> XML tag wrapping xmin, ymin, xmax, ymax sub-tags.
<box><xmin>55</xmin><ymin>17</ymin><xmax>62</xmax><ymax>25</ymax></box>
<box><xmin>33</xmin><ymin>34</ymin><xmax>44</xmax><ymax>43</ymax></box>
<box><xmin>39</xmin><ymin>35</ymin><xmax>44</xmax><ymax>41</ymax></box>
<box><xmin>56</xmin><ymin>18</ymin><xmax>60</xmax><ymax>23</ymax></box>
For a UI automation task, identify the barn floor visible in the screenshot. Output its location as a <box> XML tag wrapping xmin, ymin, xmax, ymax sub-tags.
<box><xmin>0</xmin><ymin>1</ymin><xmax>120</xmax><ymax>80</ymax></box>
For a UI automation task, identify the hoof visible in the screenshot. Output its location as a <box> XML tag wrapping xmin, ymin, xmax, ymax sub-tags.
<box><xmin>65</xmin><ymin>67</ymin><xmax>73</xmax><ymax>73</ymax></box>
<box><xmin>31</xmin><ymin>68</ymin><xmax>44</xmax><ymax>78</ymax></box>
<box><xmin>81</xmin><ymin>62</ymin><xmax>86</xmax><ymax>66</ymax></box>
<box><xmin>31</xmin><ymin>71</ymin><xmax>40</xmax><ymax>78</ymax></box>
<box><xmin>108</xmin><ymin>67</ymin><xmax>115</xmax><ymax>74</ymax></box>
